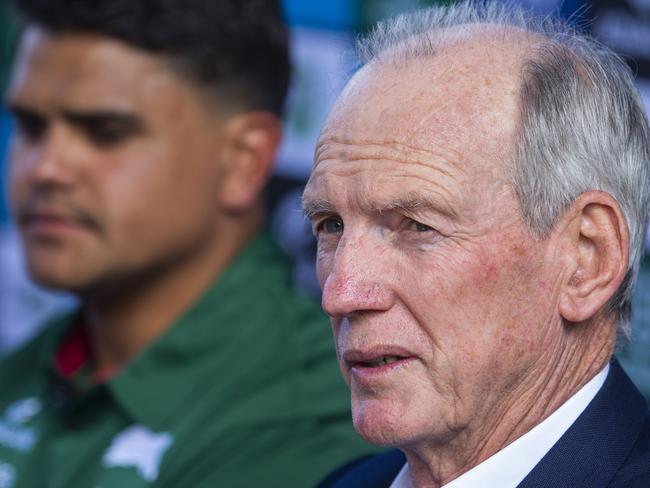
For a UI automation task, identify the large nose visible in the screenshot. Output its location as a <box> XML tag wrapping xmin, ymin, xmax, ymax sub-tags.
<box><xmin>320</xmin><ymin>233</ymin><xmax>395</xmax><ymax>318</ymax></box>
<box><xmin>11</xmin><ymin>124</ymin><xmax>78</xmax><ymax>190</ymax></box>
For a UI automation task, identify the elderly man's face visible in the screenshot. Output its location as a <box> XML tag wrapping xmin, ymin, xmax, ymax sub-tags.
<box><xmin>7</xmin><ymin>27</ymin><xmax>229</xmax><ymax>293</ymax></box>
<box><xmin>303</xmin><ymin>47</ymin><xmax>564</xmax><ymax>449</ymax></box>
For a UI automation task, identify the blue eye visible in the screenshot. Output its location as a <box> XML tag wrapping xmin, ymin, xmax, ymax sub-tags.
<box><xmin>320</xmin><ymin>217</ymin><xmax>344</xmax><ymax>234</ymax></box>
<box><xmin>405</xmin><ymin>218</ymin><xmax>433</xmax><ymax>232</ymax></box>
<box><xmin>413</xmin><ymin>221</ymin><xmax>433</xmax><ymax>232</ymax></box>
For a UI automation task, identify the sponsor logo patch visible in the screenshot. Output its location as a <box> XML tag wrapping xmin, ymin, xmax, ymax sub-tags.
<box><xmin>102</xmin><ymin>425</ymin><xmax>173</xmax><ymax>483</ymax></box>
<box><xmin>0</xmin><ymin>398</ymin><xmax>40</xmax><ymax>453</ymax></box>
<box><xmin>0</xmin><ymin>461</ymin><xmax>15</xmax><ymax>488</ymax></box>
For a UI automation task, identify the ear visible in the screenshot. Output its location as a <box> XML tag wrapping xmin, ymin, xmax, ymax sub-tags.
<box><xmin>217</xmin><ymin>112</ymin><xmax>282</xmax><ymax>211</ymax></box>
<box><xmin>558</xmin><ymin>191</ymin><xmax>629</xmax><ymax>323</ymax></box>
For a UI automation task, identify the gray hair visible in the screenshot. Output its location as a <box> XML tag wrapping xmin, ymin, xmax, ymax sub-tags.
<box><xmin>357</xmin><ymin>0</ymin><xmax>650</xmax><ymax>338</ymax></box>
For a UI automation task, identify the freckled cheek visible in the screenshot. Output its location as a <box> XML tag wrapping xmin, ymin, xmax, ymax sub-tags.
<box><xmin>471</xmin><ymin>260</ymin><xmax>499</xmax><ymax>288</ymax></box>
<box><xmin>454</xmin><ymin>249</ymin><xmax>545</xmax><ymax>349</ymax></box>
<box><xmin>412</xmin><ymin>251</ymin><xmax>511</xmax><ymax>341</ymax></box>
<box><xmin>417</xmin><ymin>250</ymin><xmax>501</xmax><ymax>298</ymax></box>
<box><xmin>454</xmin><ymin>247</ymin><xmax>518</xmax><ymax>293</ymax></box>
<box><xmin>454</xmin><ymin>242</ymin><xmax>510</xmax><ymax>284</ymax></box>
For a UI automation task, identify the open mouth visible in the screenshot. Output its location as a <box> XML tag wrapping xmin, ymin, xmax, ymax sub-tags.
<box><xmin>359</xmin><ymin>356</ymin><xmax>404</xmax><ymax>368</ymax></box>
<box><xmin>343</xmin><ymin>347</ymin><xmax>416</xmax><ymax>376</ymax></box>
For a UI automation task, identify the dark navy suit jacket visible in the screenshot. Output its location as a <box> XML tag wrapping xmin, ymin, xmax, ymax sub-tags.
<box><xmin>318</xmin><ymin>359</ymin><xmax>650</xmax><ymax>488</ymax></box>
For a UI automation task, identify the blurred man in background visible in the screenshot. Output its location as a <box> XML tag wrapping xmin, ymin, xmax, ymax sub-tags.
<box><xmin>0</xmin><ymin>0</ymin><xmax>371</xmax><ymax>486</ymax></box>
<box><xmin>304</xmin><ymin>1</ymin><xmax>650</xmax><ymax>486</ymax></box>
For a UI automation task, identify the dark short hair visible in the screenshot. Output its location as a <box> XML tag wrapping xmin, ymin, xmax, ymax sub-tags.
<box><xmin>10</xmin><ymin>0</ymin><xmax>291</xmax><ymax>116</ymax></box>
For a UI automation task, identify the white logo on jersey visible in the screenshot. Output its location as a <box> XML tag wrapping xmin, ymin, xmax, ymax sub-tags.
<box><xmin>0</xmin><ymin>398</ymin><xmax>40</xmax><ymax>453</ymax></box>
<box><xmin>0</xmin><ymin>461</ymin><xmax>15</xmax><ymax>488</ymax></box>
<box><xmin>102</xmin><ymin>425</ymin><xmax>173</xmax><ymax>483</ymax></box>
<box><xmin>5</xmin><ymin>398</ymin><xmax>41</xmax><ymax>426</ymax></box>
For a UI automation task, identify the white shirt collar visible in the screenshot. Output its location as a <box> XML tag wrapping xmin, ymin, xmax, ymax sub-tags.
<box><xmin>389</xmin><ymin>364</ymin><xmax>610</xmax><ymax>488</ymax></box>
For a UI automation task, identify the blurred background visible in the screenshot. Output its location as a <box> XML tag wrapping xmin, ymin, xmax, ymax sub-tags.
<box><xmin>1</xmin><ymin>0</ymin><xmax>649</xmax><ymax>396</ymax></box>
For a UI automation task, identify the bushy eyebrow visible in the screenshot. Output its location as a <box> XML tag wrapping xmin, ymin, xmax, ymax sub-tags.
<box><xmin>302</xmin><ymin>192</ymin><xmax>456</xmax><ymax>220</ymax></box>
<box><xmin>5</xmin><ymin>101</ymin><xmax>145</xmax><ymax>133</ymax></box>
<box><xmin>372</xmin><ymin>195</ymin><xmax>457</xmax><ymax>219</ymax></box>
<box><xmin>302</xmin><ymin>197</ymin><xmax>335</xmax><ymax>219</ymax></box>
<box><xmin>379</xmin><ymin>196</ymin><xmax>428</xmax><ymax>213</ymax></box>
<box><xmin>62</xmin><ymin>110</ymin><xmax>144</xmax><ymax>133</ymax></box>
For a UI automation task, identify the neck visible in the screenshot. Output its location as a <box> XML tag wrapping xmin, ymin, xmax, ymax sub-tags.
<box><xmin>403</xmin><ymin>317</ymin><xmax>615</xmax><ymax>488</ymax></box>
<box><xmin>81</xmin><ymin>207</ymin><xmax>263</xmax><ymax>374</ymax></box>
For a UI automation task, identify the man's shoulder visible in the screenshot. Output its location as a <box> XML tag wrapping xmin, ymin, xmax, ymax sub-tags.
<box><xmin>609</xmin><ymin>409</ymin><xmax>650</xmax><ymax>487</ymax></box>
<box><xmin>519</xmin><ymin>359</ymin><xmax>650</xmax><ymax>488</ymax></box>
<box><xmin>316</xmin><ymin>450</ymin><xmax>405</xmax><ymax>488</ymax></box>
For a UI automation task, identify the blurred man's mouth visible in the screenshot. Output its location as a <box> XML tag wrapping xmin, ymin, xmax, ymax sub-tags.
<box><xmin>22</xmin><ymin>212</ymin><xmax>84</xmax><ymax>234</ymax></box>
<box><xmin>18</xmin><ymin>203</ymin><xmax>101</xmax><ymax>239</ymax></box>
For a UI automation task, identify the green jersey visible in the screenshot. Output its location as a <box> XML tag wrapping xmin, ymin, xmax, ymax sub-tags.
<box><xmin>0</xmin><ymin>231</ymin><xmax>372</xmax><ymax>487</ymax></box>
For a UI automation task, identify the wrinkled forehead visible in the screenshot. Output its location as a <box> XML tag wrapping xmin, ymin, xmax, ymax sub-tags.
<box><xmin>314</xmin><ymin>29</ymin><xmax>529</xmax><ymax>178</ymax></box>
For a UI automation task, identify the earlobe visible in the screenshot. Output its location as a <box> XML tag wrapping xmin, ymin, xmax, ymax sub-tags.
<box><xmin>218</xmin><ymin>112</ymin><xmax>282</xmax><ymax>211</ymax></box>
<box><xmin>558</xmin><ymin>191</ymin><xmax>629</xmax><ymax>323</ymax></box>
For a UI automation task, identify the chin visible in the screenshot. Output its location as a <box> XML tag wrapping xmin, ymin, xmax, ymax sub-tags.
<box><xmin>25</xmin><ymin>261</ymin><xmax>89</xmax><ymax>293</ymax></box>
<box><xmin>28</xmin><ymin>273</ymin><xmax>81</xmax><ymax>293</ymax></box>
<box><xmin>352</xmin><ymin>396</ymin><xmax>421</xmax><ymax>447</ymax></box>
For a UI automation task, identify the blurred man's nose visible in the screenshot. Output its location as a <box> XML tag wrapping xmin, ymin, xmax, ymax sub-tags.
<box><xmin>321</xmin><ymin>234</ymin><xmax>395</xmax><ymax>318</ymax></box>
<box><xmin>12</xmin><ymin>125</ymin><xmax>77</xmax><ymax>189</ymax></box>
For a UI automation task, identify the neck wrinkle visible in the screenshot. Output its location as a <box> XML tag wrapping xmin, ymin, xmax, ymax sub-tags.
<box><xmin>403</xmin><ymin>316</ymin><xmax>615</xmax><ymax>488</ymax></box>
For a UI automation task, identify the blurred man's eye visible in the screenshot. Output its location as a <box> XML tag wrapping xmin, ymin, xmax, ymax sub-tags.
<box><xmin>83</xmin><ymin>119</ymin><xmax>141</xmax><ymax>148</ymax></box>
<box><xmin>65</xmin><ymin>112</ymin><xmax>144</xmax><ymax>149</ymax></box>
<box><xmin>10</xmin><ymin>108</ymin><xmax>47</xmax><ymax>142</ymax></box>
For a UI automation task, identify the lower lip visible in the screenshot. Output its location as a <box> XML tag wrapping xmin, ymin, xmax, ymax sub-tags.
<box><xmin>349</xmin><ymin>357</ymin><xmax>416</xmax><ymax>383</ymax></box>
<box><xmin>23</xmin><ymin>218</ymin><xmax>87</xmax><ymax>237</ymax></box>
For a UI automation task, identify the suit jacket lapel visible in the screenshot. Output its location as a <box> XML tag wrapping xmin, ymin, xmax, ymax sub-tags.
<box><xmin>517</xmin><ymin>359</ymin><xmax>647</xmax><ymax>488</ymax></box>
